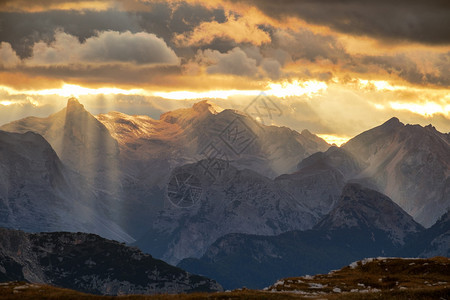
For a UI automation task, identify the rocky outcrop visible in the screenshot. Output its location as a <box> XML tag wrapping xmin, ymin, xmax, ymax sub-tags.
<box><xmin>0</xmin><ymin>228</ymin><xmax>222</xmax><ymax>295</ymax></box>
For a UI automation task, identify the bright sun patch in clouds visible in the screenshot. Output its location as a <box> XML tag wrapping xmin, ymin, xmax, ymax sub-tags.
<box><xmin>267</xmin><ymin>80</ymin><xmax>328</xmax><ymax>98</ymax></box>
<box><xmin>153</xmin><ymin>80</ymin><xmax>328</xmax><ymax>100</ymax></box>
<box><xmin>358</xmin><ymin>79</ymin><xmax>405</xmax><ymax>91</ymax></box>
<box><xmin>4</xmin><ymin>81</ymin><xmax>325</xmax><ymax>102</ymax></box>
<box><xmin>1</xmin><ymin>84</ymin><xmax>149</xmax><ymax>99</ymax></box>
<box><xmin>153</xmin><ymin>89</ymin><xmax>262</xmax><ymax>100</ymax></box>
<box><xmin>390</xmin><ymin>102</ymin><xmax>450</xmax><ymax>117</ymax></box>
<box><xmin>0</xmin><ymin>100</ymin><xmax>14</xmax><ymax>106</ymax></box>
<box><xmin>317</xmin><ymin>134</ymin><xmax>351</xmax><ymax>147</ymax></box>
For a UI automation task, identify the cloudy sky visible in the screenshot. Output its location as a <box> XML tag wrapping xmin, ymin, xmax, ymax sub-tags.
<box><xmin>0</xmin><ymin>0</ymin><xmax>449</xmax><ymax>144</ymax></box>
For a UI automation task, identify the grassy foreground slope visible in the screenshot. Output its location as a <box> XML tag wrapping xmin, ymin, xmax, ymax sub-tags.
<box><xmin>1</xmin><ymin>257</ymin><xmax>448</xmax><ymax>300</ymax></box>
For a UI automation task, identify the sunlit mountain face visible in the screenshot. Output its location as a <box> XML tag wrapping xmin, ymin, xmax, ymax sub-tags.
<box><xmin>0</xmin><ymin>0</ymin><xmax>448</xmax><ymax>144</ymax></box>
<box><xmin>0</xmin><ymin>2</ymin><xmax>449</xmax><ymax>296</ymax></box>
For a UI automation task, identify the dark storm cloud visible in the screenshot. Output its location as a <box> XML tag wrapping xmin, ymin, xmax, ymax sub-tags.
<box><xmin>1</xmin><ymin>0</ymin><xmax>448</xmax><ymax>89</ymax></box>
<box><xmin>0</xmin><ymin>0</ymin><xmax>108</xmax><ymax>10</ymax></box>
<box><xmin>231</xmin><ymin>0</ymin><xmax>450</xmax><ymax>44</ymax></box>
<box><xmin>0</xmin><ymin>2</ymin><xmax>230</xmax><ymax>59</ymax></box>
<box><xmin>203</xmin><ymin>47</ymin><xmax>258</xmax><ymax>76</ymax></box>
<box><xmin>20</xmin><ymin>30</ymin><xmax>180</xmax><ymax>66</ymax></box>
<box><xmin>11</xmin><ymin>64</ymin><xmax>182</xmax><ymax>85</ymax></box>
<box><xmin>0</xmin><ymin>9</ymin><xmax>141</xmax><ymax>58</ymax></box>
<box><xmin>269</xmin><ymin>27</ymin><xmax>449</xmax><ymax>87</ymax></box>
<box><xmin>359</xmin><ymin>52</ymin><xmax>450</xmax><ymax>86</ymax></box>
<box><xmin>273</xmin><ymin>29</ymin><xmax>348</xmax><ymax>63</ymax></box>
<box><xmin>136</xmin><ymin>2</ymin><xmax>230</xmax><ymax>57</ymax></box>
<box><xmin>168</xmin><ymin>2</ymin><xmax>226</xmax><ymax>34</ymax></box>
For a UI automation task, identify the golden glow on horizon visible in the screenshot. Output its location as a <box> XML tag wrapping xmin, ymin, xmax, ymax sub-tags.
<box><xmin>154</xmin><ymin>80</ymin><xmax>328</xmax><ymax>100</ymax></box>
<box><xmin>317</xmin><ymin>134</ymin><xmax>351</xmax><ymax>147</ymax></box>
<box><xmin>38</xmin><ymin>84</ymin><xmax>149</xmax><ymax>97</ymax></box>
<box><xmin>1</xmin><ymin>79</ymin><xmax>449</xmax><ymax>119</ymax></box>
<box><xmin>373</xmin><ymin>103</ymin><xmax>385</xmax><ymax>110</ymax></box>
<box><xmin>0</xmin><ymin>100</ymin><xmax>14</xmax><ymax>106</ymax></box>
<box><xmin>267</xmin><ymin>80</ymin><xmax>328</xmax><ymax>98</ymax></box>
<box><xmin>390</xmin><ymin>102</ymin><xmax>450</xmax><ymax>117</ymax></box>
<box><xmin>358</xmin><ymin>79</ymin><xmax>405</xmax><ymax>91</ymax></box>
<box><xmin>1</xmin><ymin>84</ymin><xmax>149</xmax><ymax>98</ymax></box>
<box><xmin>153</xmin><ymin>89</ymin><xmax>262</xmax><ymax>100</ymax></box>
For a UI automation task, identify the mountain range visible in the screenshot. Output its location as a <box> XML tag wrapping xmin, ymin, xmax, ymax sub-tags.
<box><xmin>136</xmin><ymin>158</ymin><xmax>337</xmax><ymax>264</ymax></box>
<box><xmin>178</xmin><ymin>183</ymin><xmax>426</xmax><ymax>289</ymax></box>
<box><xmin>0</xmin><ymin>98</ymin><xmax>448</xmax><ymax>292</ymax></box>
<box><xmin>1</xmin><ymin>99</ymin><xmax>329</xmax><ymax>238</ymax></box>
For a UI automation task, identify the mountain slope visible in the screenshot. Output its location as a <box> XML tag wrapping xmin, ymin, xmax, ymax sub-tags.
<box><xmin>401</xmin><ymin>210</ymin><xmax>450</xmax><ymax>258</ymax></box>
<box><xmin>0</xmin><ymin>228</ymin><xmax>222</xmax><ymax>295</ymax></box>
<box><xmin>0</xmin><ymin>99</ymin><xmax>140</xmax><ymax>238</ymax></box>
<box><xmin>178</xmin><ymin>184</ymin><xmax>423</xmax><ymax>289</ymax></box>
<box><xmin>314</xmin><ymin>183</ymin><xmax>424</xmax><ymax>244</ymax></box>
<box><xmin>418</xmin><ymin>211</ymin><xmax>450</xmax><ymax>257</ymax></box>
<box><xmin>296</xmin><ymin>146</ymin><xmax>365</xmax><ymax>179</ymax></box>
<box><xmin>342</xmin><ymin>117</ymin><xmax>450</xmax><ymax>227</ymax></box>
<box><xmin>0</xmin><ymin>130</ymin><xmax>133</xmax><ymax>243</ymax></box>
<box><xmin>135</xmin><ymin>159</ymin><xmax>323</xmax><ymax>265</ymax></box>
<box><xmin>1</xmin><ymin>98</ymin><xmax>119</xmax><ymax>180</ymax></box>
<box><xmin>0</xmin><ymin>130</ymin><xmax>70</xmax><ymax>232</ymax></box>
<box><xmin>270</xmin><ymin>146</ymin><xmax>365</xmax><ymax>221</ymax></box>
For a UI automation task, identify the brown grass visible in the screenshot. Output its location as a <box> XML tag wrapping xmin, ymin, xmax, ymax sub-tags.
<box><xmin>268</xmin><ymin>256</ymin><xmax>450</xmax><ymax>299</ymax></box>
<box><xmin>1</xmin><ymin>257</ymin><xmax>449</xmax><ymax>300</ymax></box>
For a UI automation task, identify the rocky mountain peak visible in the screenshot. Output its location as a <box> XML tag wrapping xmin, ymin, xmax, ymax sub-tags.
<box><xmin>381</xmin><ymin>117</ymin><xmax>403</xmax><ymax>129</ymax></box>
<box><xmin>67</xmin><ymin>97</ymin><xmax>84</xmax><ymax>108</ymax></box>
<box><xmin>192</xmin><ymin>100</ymin><xmax>224</xmax><ymax>114</ymax></box>
<box><xmin>300</xmin><ymin>129</ymin><xmax>313</xmax><ymax>136</ymax></box>
<box><xmin>159</xmin><ymin>100</ymin><xmax>224</xmax><ymax>125</ymax></box>
<box><xmin>342</xmin><ymin>116</ymin><xmax>449</xmax><ymax>228</ymax></box>
<box><xmin>66</xmin><ymin>97</ymin><xmax>85</xmax><ymax>112</ymax></box>
<box><xmin>314</xmin><ymin>183</ymin><xmax>423</xmax><ymax>244</ymax></box>
<box><xmin>296</xmin><ymin>146</ymin><xmax>363</xmax><ymax>179</ymax></box>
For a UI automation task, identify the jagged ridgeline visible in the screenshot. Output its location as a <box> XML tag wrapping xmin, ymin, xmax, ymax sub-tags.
<box><xmin>0</xmin><ymin>98</ymin><xmax>448</xmax><ymax>293</ymax></box>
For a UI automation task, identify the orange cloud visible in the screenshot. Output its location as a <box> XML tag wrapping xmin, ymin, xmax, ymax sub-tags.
<box><xmin>0</xmin><ymin>42</ymin><xmax>20</xmax><ymax>67</ymax></box>
<box><xmin>0</xmin><ymin>0</ymin><xmax>114</xmax><ymax>12</ymax></box>
<box><xmin>173</xmin><ymin>13</ymin><xmax>271</xmax><ymax>46</ymax></box>
<box><xmin>0</xmin><ymin>72</ymin><xmax>64</xmax><ymax>90</ymax></box>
